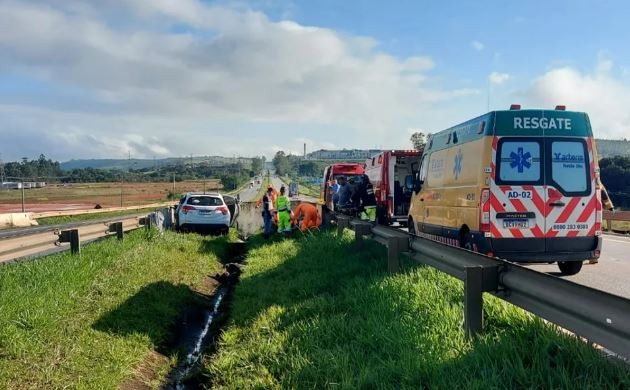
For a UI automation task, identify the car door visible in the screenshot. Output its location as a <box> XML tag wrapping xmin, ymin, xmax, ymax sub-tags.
<box><xmin>492</xmin><ymin>137</ymin><xmax>547</xmax><ymax>252</ymax></box>
<box><xmin>544</xmin><ymin>137</ymin><xmax>596</xmax><ymax>250</ymax></box>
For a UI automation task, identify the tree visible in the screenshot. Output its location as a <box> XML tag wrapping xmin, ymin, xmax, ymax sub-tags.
<box><xmin>273</xmin><ymin>151</ymin><xmax>291</xmax><ymax>176</ymax></box>
<box><xmin>251</xmin><ymin>157</ymin><xmax>263</xmax><ymax>174</ymax></box>
<box><xmin>410</xmin><ymin>131</ymin><xmax>428</xmax><ymax>151</ymax></box>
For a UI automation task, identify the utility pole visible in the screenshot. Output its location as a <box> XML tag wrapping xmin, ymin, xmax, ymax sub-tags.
<box><xmin>120</xmin><ymin>175</ymin><xmax>123</xmax><ymax>207</ymax></box>
<box><xmin>172</xmin><ymin>174</ymin><xmax>176</xmax><ymax>194</ymax></box>
<box><xmin>21</xmin><ymin>179</ymin><xmax>25</xmax><ymax>212</ymax></box>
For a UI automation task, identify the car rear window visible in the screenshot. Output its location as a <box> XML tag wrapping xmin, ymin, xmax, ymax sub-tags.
<box><xmin>187</xmin><ymin>196</ymin><xmax>223</xmax><ymax>206</ymax></box>
<box><xmin>550</xmin><ymin>140</ymin><xmax>588</xmax><ymax>194</ymax></box>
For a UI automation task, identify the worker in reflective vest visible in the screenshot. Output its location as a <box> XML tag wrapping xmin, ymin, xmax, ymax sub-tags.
<box><xmin>275</xmin><ymin>186</ymin><xmax>292</xmax><ymax>234</ymax></box>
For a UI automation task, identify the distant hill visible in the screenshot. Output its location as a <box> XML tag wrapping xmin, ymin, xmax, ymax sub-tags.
<box><xmin>60</xmin><ymin>156</ymin><xmax>253</xmax><ymax>171</ymax></box>
<box><xmin>596</xmin><ymin>139</ymin><xmax>630</xmax><ymax>158</ymax></box>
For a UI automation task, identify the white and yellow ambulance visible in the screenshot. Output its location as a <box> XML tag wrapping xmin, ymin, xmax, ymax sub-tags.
<box><xmin>408</xmin><ymin>105</ymin><xmax>603</xmax><ymax>275</ymax></box>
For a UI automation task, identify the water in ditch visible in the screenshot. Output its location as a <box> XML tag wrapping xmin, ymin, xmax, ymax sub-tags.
<box><xmin>163</xmin><ymin>243</ymin><xmax>245</xmax><ymax>389</ymax></box>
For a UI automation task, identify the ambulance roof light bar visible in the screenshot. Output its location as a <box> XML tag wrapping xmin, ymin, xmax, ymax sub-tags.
<box><xmin>509</xmin><ymin>104</ymin><xmax>521</xmax><ymax>110</ymax></box>
<box><xmin>555</xmin><ymin>105</ymin><xmax>566</xmax><ymax>111</ymax></box>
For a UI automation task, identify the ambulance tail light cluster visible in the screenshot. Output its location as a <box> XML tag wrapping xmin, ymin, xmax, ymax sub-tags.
<box><xmin>480</xmin><ymin>188</ymin><xmax>491</xmax><ymax>233</ymax></box>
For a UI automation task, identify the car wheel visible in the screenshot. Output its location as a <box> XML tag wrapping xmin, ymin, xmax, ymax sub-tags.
<box><xmin>558</xmin><ymin>261</ymin><xmax>583</xmax><ymax>275</ymax></box>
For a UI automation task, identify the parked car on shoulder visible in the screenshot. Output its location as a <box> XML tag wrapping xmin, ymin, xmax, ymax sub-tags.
<box><xmin>176</xmin><ymin>192</ymin><xmax>239</xmax><ymax>234</ymax></box>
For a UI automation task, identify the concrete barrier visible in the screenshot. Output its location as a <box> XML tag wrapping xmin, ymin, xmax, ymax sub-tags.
<box><xmin>0</xmin><ymin>213</ymin><xmax>38</xmax><ymax>228</ymax></box>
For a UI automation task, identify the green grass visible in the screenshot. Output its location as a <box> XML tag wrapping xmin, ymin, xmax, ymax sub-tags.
<box><xmin>36</xmin><ymin>207</ymin><xmax>160</xmax><ymax>225</ymax></box>
<box><xmin>603</xmin><ymin>219</ymin><xmax>630</xmax><ymax>232</ymax></box>
<box><xmin>207</xmin><ymin>231</ymin><xmax>630</xmax><ymax>389</ymax></box>
<box><xmin>0</xmin><ymin>229</ymin><xmax>230</xmax><ymax>389</ymax></box>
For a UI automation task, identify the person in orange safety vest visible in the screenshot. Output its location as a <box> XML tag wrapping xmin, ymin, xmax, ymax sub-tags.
<box><xmin>291</xmin><ymin>202</ymin><xmax>321</xmax><ymax>232</ymax></box>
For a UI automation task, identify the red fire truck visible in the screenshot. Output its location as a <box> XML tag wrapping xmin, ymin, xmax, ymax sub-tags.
<box><xmin>320</xmin><ymin>163</ymin><xmax>365</xmax><ymax>211</ymax></box>
<box><xmin>365</xmin><ymin>150</ymin><xmax>422</xmax><ymax>225</ymax></box>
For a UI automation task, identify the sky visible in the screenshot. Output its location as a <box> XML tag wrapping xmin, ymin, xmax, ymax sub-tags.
<box><xmin>1</xmin><ymin>0</ymin><xmax>630</xmax><ymax>162</ymax></box>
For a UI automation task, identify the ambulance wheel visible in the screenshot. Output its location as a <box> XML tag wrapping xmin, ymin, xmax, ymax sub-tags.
<box><xmin>408</xmin><ymin>218</ymin><xmax>416</xmax><ymax>235</ymax></box>
<box><xmin>459</xmin><ymin>226</ymin><xmax>474</xmax><ymax>251</ymax></box>
<box><xmin>557</xmin><ymin>261</ymin><xmax>583</xmax><ymax>275</ymax></box>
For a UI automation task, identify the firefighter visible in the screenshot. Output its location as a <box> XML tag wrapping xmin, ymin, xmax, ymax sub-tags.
<box><xmin>352</xmin><ymin>174</ymin><xmax>377</xmax><ymax>222</ymax></box>
<box><xmin>292</xmin><ymin>202</ymin><xmax>321</xmax><ymax>232</ymax></box>
<box><xmin>275</xmin><ymin>186</ymin><xmax>292</xmax><ymax>234</ymax></box>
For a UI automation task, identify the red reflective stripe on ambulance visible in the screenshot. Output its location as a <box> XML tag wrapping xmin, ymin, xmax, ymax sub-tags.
<box><xmin>490</xmin><ymin>194</ymin><xmax>506</xmax><ymax>213</ymax></box>
<box><xmin>566</xmin><ymin>230</ymin><xmax>580</xmax><ymax>238</ymax></box>
<box><xmin>530</xmin><ymin>225</ymin><xmax>544</xmax><ymax>237</ymax></box>
<box><xmin>523</xmin><ymin>185</ymin><xmax>548</xmax><ymax>217</ymax></box>
<box><xmin>576</xmin><ymin>195</ymin><xmax>597</xmax><ymax>223</ymax></box>
<box><xmin>554</xmin><ymin>197</ymin><xmax>581</xmax><ymax>224</ymax></box>
<box><xmin>490</xmin><ymin>224</ymin><xmax>503</xmax><ymax>238</ymax></box>
<box><xmin>509</xmin><ymin>228</ymin><xmax>524</xmax><ymax>238</ymax></box>
<box><xmin>508</xmin><ymin>197</ymin><xmax>528</xmax><ymax>213</ymax></box>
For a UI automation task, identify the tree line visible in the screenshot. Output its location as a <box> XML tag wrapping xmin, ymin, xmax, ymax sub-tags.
<box><xmin>2</xmin><ymin>155</ymin><xmax>265</xmax><ymax>191</ymax></box>
<box><xmin>272</xmin><ymin>151</ymin><xmax>328</xmax><ymax>177</ymax></box>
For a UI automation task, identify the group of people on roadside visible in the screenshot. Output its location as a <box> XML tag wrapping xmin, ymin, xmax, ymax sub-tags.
<box><xmin>332</xmin><ymin>174</ymin><xmax>377</xmax><ymax>222</ymax></box>
<box><xmin>257</xmin><ymin>184</ymin><xmax>321</xmax><ymax>239</ymax></box>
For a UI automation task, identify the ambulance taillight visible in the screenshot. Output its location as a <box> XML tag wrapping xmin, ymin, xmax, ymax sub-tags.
<box><xmin>480</xmin><ymin>188</ymin><xmax>491</xmax><ymax>232</ymax></box>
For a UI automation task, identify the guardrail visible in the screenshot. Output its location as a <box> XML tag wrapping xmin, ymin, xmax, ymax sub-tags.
<box><xmin>0</xmin><ymin>216</ymin><xmax>148</xmax><ymax>263</ymax></box>
<box><xmin>335</xmin><ymin>214</ymin><xmax>630</xmax><ymax>359</ymax></box>
<box><xmin>604</xmin><ymin>210</ymin><xmax>630</xmax><ymax>231</ymax></box>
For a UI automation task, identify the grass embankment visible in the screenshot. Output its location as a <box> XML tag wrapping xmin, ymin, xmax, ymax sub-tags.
<box><xmin>603</xmin><ymin>219</ymin><xmax>630</xmax><ymax>232</ymax></box>
<box><xmin>0</xmin><ymin>229</ymin><xmax>233</xmax><ymax>389</ymax></box>
<box><xmin>284</xmin><ymin>176</ymin><xmax>320</xmax><ymax>198</ymax></box>
<box><xmin>36</xmin><ymin>207</ymin><xmax>160</xmax><ymax>225</ymax></box>
<box><xmin>208</xmin><ymin>231</ymin><xmax>630</xmax><ymax>388</ymax></box>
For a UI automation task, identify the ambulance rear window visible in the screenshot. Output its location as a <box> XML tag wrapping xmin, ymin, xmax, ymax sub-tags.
<box><xmin>550</xmin><ymin>140</ymin><xmax>589</xmax><ymax>195</ymax></box>
<box><xmin>497</xmin><ymin>140</ymin><xmax>542</xmax><ymax>183</ymax></box>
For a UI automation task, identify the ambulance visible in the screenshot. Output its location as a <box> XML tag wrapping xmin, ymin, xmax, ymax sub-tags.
<box><xmin>320</xmin><ymin>163</ymin><xmax>365</xmax><ymax>211</ymax></box>
<box><xmin>364</xmin><ymin>150</ymin><xmax>422</xmax><ymax>225</ymax></box>
<box><xmin>408</xmin><ymin>105</ymin><xmax>603</xmax><ymax>275</ymax></box>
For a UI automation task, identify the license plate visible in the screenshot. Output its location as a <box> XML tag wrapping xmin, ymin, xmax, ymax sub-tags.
<box><xmin>503</xmin><ymin>219</ymin><xmax>529</xmax><ymax>228</ymax></box>
<box><xmin>199</xmin><ymin>210</ymin><xmax>211</xmax><ymax>214</ymax></box>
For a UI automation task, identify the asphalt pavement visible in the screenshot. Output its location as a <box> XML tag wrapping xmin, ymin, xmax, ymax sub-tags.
<box><xmin>527</xmin><ymin>234</ymin><xmax>630</xmax><ymax>299</ymax></box>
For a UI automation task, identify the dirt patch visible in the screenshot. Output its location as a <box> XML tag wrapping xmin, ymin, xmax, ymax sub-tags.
<box><xmin>119</xmin><ymin>351</ymin><xmax>170</xmax><ymax>390</ymax></box>
<box><xmin>0</xmin><ymin>181</ymin><xmax>222</xmax><ymax>212</ymax></box>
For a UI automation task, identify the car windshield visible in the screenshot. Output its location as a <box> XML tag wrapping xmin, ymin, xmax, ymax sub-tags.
<box><xmin>187</xmin><ymin>196</ymin><xmax>222</xmax><ymax>206</ymax></box>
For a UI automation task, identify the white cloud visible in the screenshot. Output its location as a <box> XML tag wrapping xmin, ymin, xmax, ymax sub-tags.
<box><xmin>488</xmin><ymin>72</ymin><xmax>510</xmax><ymax>85</ymax></box>
<box><xmin>471</xmin><ymin>40</ymin><xmax>484</xmax><ymax>51</ymax></box>
<box><xmin>0</xmin><ymin>0</ymin><xmax>475</xmax><ymax>160</ymax></box>
<box><xmin>523</xmin><ymin>60</ymin><xmax>630</xmax><ymax>139</ymax></box>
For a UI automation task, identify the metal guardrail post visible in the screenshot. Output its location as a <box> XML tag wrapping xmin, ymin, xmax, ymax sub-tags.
<box><xmin>58</xmin><ymin>229</ymin><xmax>80</xmax><ymax>255</ymax></box>
<box><xmin>337</xmin><ymin>215</ymin><xmax>349</xmax><ymax>237</ymax></box>
<box><xmin>387</xmin><ymin>236</ymin><xmax>408</xmax><ymax>273</ymax></box>
<box><xmin>70</xmin><ymin>229</ymin><xmax>80</xmax><ymax>255</ymax></box>
<box><xmin>464</xmin><ymin>266</ymin><xmax>483</xmax><ymax>338</ymax></box>
<box><xmin>353</xmin><ymin>222</ymin><xmax>372</xmax><ymax>249</ymax></box>
<box><xmin>108</xmin><ymin>222</ymin><xmax>124</xmax><ymax>240</ymax></box>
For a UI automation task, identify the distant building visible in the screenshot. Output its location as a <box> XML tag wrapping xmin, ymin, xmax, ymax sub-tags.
<box><xmin>306</xmin><ymin>149</ymin><xmax>382</xmax><ymax>160</ymax></box>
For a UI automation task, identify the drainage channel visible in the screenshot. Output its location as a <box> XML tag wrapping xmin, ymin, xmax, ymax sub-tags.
<box><xmin>164</xmin><ymin>240</ymin><xmax>246</xmax><ymax>389</ymax></box>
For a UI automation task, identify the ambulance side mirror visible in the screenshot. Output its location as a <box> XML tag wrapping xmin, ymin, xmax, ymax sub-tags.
<box><xmin>404</xmin><ymin>175</ymin><xmax>414</xmax><ymax>191</ymax></box>
<box><xmin>413</xmin><ymin>178</ymin><xmax>423</xmax><ymax>194</ymax></box>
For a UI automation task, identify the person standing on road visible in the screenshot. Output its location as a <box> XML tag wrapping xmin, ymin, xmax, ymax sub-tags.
<box><xmin>257</xmin><ymin>185</ymin><xmax>275</xmax><ymax>239</ymax></box>
<box><xmin>275</xmin><ymin>186</ymin><xmax>292</xmax><ymax>235</ymax></box>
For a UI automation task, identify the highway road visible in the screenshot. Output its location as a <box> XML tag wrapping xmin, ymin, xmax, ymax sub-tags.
<box><xmin>527</xmin><ymin>234</ymin><xmax>630</xmax><ymax>299</ymax></box>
